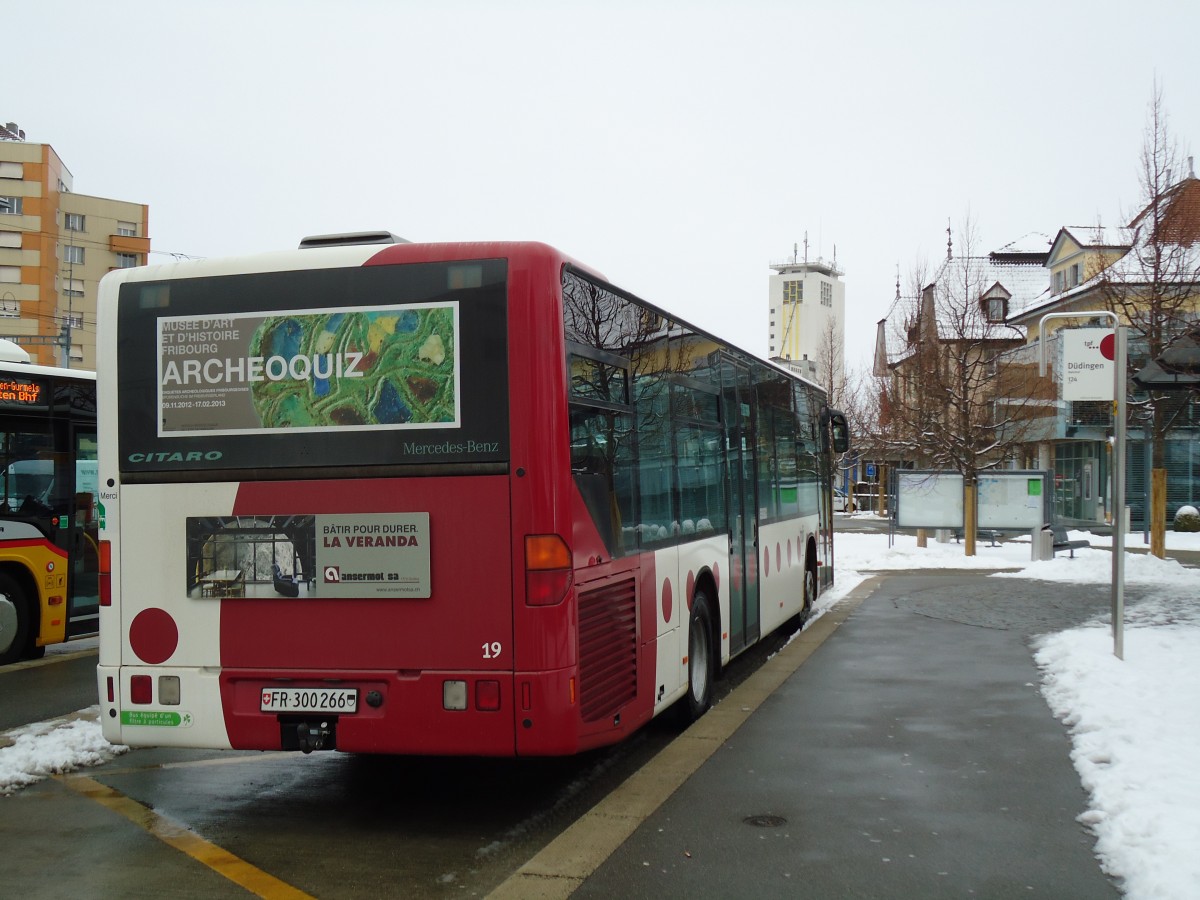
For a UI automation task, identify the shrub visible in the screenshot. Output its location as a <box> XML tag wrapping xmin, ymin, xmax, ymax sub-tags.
<box><xmin>1174</xmin><ymin>505</ymin><xmax>1200</xmax><ymax>532</ymax></box>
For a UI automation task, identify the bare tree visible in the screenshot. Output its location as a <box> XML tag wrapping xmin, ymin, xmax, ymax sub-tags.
<box><xmin>1099</xmin><ymin>82</ymin><xmax>1200</xmax><ymax>557</ymax></box>
<box><xmin>813</xmin><ymin>314</ymin><xmax>846</xmax><ymax>409</ymax></box>
<box><xmin>874</xmin><ymin>216</ymin><xmax>1046</xmax><ymax>553</ymax></box>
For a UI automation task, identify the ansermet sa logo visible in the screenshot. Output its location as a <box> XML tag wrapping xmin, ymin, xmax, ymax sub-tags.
<box><xmin>127</xmin><ymin>450</ymin><xmax>224</xmax><ymax>464</ymax></box>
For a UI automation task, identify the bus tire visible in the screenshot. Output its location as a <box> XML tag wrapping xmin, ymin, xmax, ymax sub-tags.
<box><xmin>0</xmin><ymin>573</ymin><xmax>31</xmax><ymax>666</ymax></box>
<box><xmin>680</xmin><ymin>589</ymin><xmax>715</xmax><ymax>723</ymax></box>
<box><xmin>800</xmin><ymin>556</ymin><xmax>818</xmax><ymax>626</ymax></box>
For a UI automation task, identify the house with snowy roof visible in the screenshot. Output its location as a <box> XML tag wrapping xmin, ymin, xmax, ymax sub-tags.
<box><xmin>867</xmin><ymin>233</ymin><xmax>1054</xmax><ymax>491</ymax></box>
<box><xmin>1004</xmin><ymin>169</ymin><xmax>1200</xmax><ymax>530</ymax></box>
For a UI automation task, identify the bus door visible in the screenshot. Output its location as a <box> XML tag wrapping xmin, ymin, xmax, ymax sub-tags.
<box><xmin>721</xmin><ymin>359</ymin><xmax>759</xmax><ymax>653</ymax></box>
<box><xmin>66</xmin><ymin>425</ymin><xmax>99</xmax><ymax>637</ymax></box>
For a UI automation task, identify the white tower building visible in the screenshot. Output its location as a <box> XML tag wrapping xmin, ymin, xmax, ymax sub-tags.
<box><xmin>768</xmin><ymin>243</ymin><xmax>846</xmax><ymax>396</ymax></box>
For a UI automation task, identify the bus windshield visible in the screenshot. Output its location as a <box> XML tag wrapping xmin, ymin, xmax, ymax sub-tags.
<box><xmin>0</xmin><ymin>363</ymin><xmax>98</xmax><ymax>664</ymax></box>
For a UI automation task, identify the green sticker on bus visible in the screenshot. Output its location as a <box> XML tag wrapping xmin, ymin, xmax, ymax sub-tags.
<box><xmin>121</xmin><ymin>710</ymin><xmax>191</xmax><ymax>727</ymax></box>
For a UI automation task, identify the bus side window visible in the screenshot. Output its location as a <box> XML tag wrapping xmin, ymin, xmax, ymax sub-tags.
<box><xmin>570</xmin><ymin>406</ymin><xmax>635</xmax><ymax>557</ymax></box>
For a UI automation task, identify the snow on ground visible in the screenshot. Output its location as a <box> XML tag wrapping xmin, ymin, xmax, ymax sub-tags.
<box><xmin>1036</xmin><ymin>622</ymin><xmax>1200</xmax><ymax>898</ymax></box>
<box><xmin>3</xmin><ymin>524</ymin><xmax>1198</xmax><ymax>897</ymax></box>
<box><xmin>813</xmin><ymin>524</ymin><xmax>1200</xmax><ymax>899</ymax></box>
<box><xmin>0</xmin><ymin>707</ymin><xmax>127</xmax><ymax>795</ymax></box>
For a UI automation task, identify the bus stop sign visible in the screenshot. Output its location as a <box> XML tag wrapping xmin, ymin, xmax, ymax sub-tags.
<box><xmin>1062</xmin><ymin>328</ymin><xmax>1115</xmax><ymax>401</ymax></box>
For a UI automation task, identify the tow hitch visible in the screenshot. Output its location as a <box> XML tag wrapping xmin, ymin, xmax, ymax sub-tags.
<box><xmin>287</xmin><ymin>719</ymin><xmax>336</xmax><ymax>753</ymax></box>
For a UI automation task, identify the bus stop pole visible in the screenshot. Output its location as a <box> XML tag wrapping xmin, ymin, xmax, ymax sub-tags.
<box><xmin>1039</xmin><ymin>312</ymin><xmax>1126</xmax><ymax>659</ymax></box>
<box><xmin>1112</xmin><ymin>325</ymin><xmax>1127</xmax><ymax>660</ymax></box>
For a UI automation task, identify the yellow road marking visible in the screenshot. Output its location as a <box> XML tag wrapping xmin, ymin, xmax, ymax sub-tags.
<box><xmin>57</xmin><ymin>773</ymin><xmax>315</xmax><ymax>900</ymax></box>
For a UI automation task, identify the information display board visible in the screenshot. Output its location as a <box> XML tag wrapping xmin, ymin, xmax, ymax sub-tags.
<box><xmin>977</xmin><ymin>471</ymin><xmax>1048</xmax><ymax>530</ymax></box>
<box><xmin>896</xmin><ymin>471</ymin><xmax>964</xmax><ymax>528</ymax></box>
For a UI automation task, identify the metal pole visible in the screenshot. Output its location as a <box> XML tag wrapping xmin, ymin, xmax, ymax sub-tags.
<box><xmin>1143</xmin><ymin>436</ymin><xmax>1152</xmax><ymax>545</ymax></box>
<box><xmin>1112</xmin><ymin>326</ymin><xmax>1127</xmax><ymax>659</ymax></box>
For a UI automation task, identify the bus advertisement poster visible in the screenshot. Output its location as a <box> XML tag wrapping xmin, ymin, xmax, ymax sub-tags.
<box><xmin>156</xmin><ymin>303</ymin><xmax>460</xmax><ymax>436</ymax></box>
<box><xmin>315</xmin><ymin>513</ymin><xmax>431</xmax><ymax>598</ymax></box>
<box><xmin>185</xmin><ymin>513</ymin><xmax>430</xmax><ymax>599</ymax></box>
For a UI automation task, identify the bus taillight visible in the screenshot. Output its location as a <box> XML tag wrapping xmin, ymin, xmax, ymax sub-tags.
<box><xmin>524</xmin><ymin>534</ymin><xmax>573</xmax><ymax>607</ymax></box>
<box><xmin>99</xmin><ymin>539</ymin><xmax>112</xmax><ymax>607</ymax></box>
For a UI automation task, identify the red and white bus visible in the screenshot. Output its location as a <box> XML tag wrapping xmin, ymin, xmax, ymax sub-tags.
<box><xmin>95</xmin><ymin>235</ymin><xmax>848</xmax><ymax>756</ymax></box>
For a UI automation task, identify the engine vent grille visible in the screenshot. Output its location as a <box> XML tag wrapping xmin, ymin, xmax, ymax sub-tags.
<box><xmin>578</xmin><ymin>576</ymin><xmax>638</xmax><ymax>723</ymax></box>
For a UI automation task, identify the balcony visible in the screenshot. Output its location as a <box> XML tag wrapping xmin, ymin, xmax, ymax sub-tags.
<box><xmin>109</xmin><ymin>233</ymin><xmax>150</xmax><ymax>255</ymax></box>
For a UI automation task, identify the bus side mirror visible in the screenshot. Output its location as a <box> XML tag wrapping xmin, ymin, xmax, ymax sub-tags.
<box><xmin>819</xmin><ymin>408</ymin><xmax>851</xmax><ymax>454</ymax></box>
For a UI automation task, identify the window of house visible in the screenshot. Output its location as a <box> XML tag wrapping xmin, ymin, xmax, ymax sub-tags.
<box><xmin>1070</xmin><ymin>263</ymin><xmax>1081</xmax><ymax>286</ymax></box>
<box><xmin>64</xmin><ymin>245</ymin><xmax>85</xmax><ymax>265</ymax></box>
<box><xmin>0</xmin><ymin>196</ymin><xmax>22</xmax><ymax>215</ymax></box>
<box><xmin>985</xmin><ymin>296</ymin><xmax>1005</xmax><ymax>323</ymax></box>
<box><xmin>0</xmin><ymin>265</ymin><xmax>19</xmax><ymax>283</ymax></box>
<box><xmin>117</xmin><ymin>221</ymin><xmax>138</xmax><ymax>236</ymax></box>
<box><xmin>63</xmin><ymin>313</ymin><xmax>84</xmax><ymax>329</ymax></box>
<box><xmin>0</xmin><ymin>231</ymin><xmax>19</xmax><ymax>248</ymax></box>
<box><xmin>0</xmin><ymin>162</ymin><xmax>22</xmax><ymax>179</ymax></box>
<box><xmin>1054</xmin><ymin>271</ymin><xmax>1064</xmax><ymax>293</ymax></box>
<box><xmin>783</xmin><ymin>280</ymin><xmax>803</xmax><ymax>303</ymax></box>
<box><xmin>116</xmin><ymin>252</ymin><xmax>139</xmax><ymax>268</ymax></box>
<box><xmin>64</xmin><ymin>213</ymin><xmax>85</xmax><ymax>231</ymax></box>
<box><xmin>0</xmin><ymin>298</ymin><xmax>18</xmax><ymax>318</ymax></box>
<box><xmin>63</xmin><ymin>278</ymin><xmax>84</xmax><ymax>297</ymax></box>
<box><xmin>820</xmin><ymin>282</ymin><xmax>832</xmax><ymax>307</ymax></box>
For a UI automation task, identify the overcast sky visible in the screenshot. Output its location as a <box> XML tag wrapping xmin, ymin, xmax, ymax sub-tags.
<box><xmin>13</xmin><ymin>1</ymin><xmax>1200</xmax><ymax>372</ymax></box>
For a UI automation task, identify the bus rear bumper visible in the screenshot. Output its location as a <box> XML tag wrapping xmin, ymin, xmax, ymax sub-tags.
<box><xmin>98</xmin><ymin>665</ymin><xmax>647</xmax><ymax>757</ymax></box>
<box><xmin>97</xmin><ymin>664</ymin><xmax>233</xmax><ymax>748</ymax></box>
<box><xmin>222</xmin><ymin>668</ymin><xmax>519</xmax><ymax>756</ymax></box>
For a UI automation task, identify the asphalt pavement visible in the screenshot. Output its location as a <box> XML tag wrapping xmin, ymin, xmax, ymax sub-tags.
<box><xmin>496</xmin><ymin>570</ymin><xmax>1126</xmax><ymax>899</ymax></box>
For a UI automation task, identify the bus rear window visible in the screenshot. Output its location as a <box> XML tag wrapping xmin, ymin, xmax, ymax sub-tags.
<box><xmin>116</xmin><ymin>261</ymin><xmax>509</xmax><ymax>474</ymax></box>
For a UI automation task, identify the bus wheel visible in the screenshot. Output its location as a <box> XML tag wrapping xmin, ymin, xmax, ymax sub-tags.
<box><xmin>0</xmin><ymin>573</ymin><xmax>31</xmax><ymax>666</ymax></box>
<box><xmin>681</xmin><ymin>589</ymin><xmax>715</xmax><ymax>723</ymax></box>
<box><xmin>800</xmin><ymin>560</ymin><xmax>818</xmax><ymax>626</ymax></box>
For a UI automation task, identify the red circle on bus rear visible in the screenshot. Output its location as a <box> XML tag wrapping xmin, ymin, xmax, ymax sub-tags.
<box><xmin>129</xmin><ymin>608</ymin><xmax>179</xmax><ymax>664</ymax></box>
<box><xmin>662</xmin><ymin>578</ymin><xmax>673</xmax><ymax>623</ymax></box>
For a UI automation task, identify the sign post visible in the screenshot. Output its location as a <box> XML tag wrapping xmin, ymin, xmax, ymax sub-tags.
<box><xmin>1040</xmin><ymin>313</ymin><xmax>1126</xmax><ymax>659</ymax></box>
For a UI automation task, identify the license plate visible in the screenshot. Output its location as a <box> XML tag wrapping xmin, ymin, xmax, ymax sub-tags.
<box><xmin>260</xmin><ymin>687</ymin><xmax>357</xmax><ymax>713</ymax></box>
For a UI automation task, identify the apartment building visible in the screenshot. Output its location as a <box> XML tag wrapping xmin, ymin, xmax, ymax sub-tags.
<box><xmin>0</xmin><ymin>122</ymin><xmax>149</xmax><ymax>369</ymax></box>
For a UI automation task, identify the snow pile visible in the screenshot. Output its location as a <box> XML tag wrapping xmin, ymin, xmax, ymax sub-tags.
<box><xmin>1035</xmin><ymin>624</ymin><xmax>1200</xmax><ymax>898</ymax></box>
<box><xmin>0</xmin><ymin>708</ymin><xmax>128</xmax><ymax>795</ymax></box>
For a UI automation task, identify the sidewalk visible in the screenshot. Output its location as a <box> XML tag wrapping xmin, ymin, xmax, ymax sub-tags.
<box><xmin>492</xmin><ymin>571</ymin><xmax>1119</xmax><ymax>899</ymax></box>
